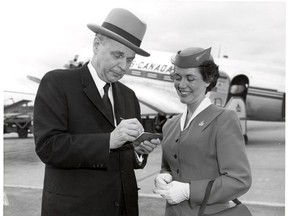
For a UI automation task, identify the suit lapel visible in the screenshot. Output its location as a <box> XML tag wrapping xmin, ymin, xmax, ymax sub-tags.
<box><xmin>80</xmin><ymin>63</ymin><xmax>115</xmax><ymax>127</ymax></box>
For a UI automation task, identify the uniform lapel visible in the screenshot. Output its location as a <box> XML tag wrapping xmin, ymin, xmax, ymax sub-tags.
<box><xmin>193</xmin><ymin>105</ymin><xmax>225</xmax><ymax>132</ymax></box>
<box><xmin>80</xmin><ymin>63</ymin><xmax>115</xmax><ymax>127</ymax></box>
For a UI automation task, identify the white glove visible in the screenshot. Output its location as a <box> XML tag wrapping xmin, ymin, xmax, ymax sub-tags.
<box><xmin>154</xmin><ymin>173</ymin><xmax>173</xmax><ymax>190</ymax></box>
<box><xmin>154</xmin><ymin>180</ymin><xmax>190</xmax><ymax>204</ymax></box>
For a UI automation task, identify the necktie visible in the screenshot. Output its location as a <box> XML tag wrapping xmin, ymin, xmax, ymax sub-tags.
<box><xmin>103</xmin><ymin>83</ymin><xmax>114</xmax><ymax>123</ymax></box>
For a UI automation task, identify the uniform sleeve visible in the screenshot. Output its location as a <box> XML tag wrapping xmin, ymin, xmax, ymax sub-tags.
<box><xmin>189</xmin><ymin>110</ymin><xmax>252</xmax><ymax>205</ymax></box>
<box><xmin>34</xmin><ymin>71</ymin><xmax>110</xmax><ymax>169</ymax></box>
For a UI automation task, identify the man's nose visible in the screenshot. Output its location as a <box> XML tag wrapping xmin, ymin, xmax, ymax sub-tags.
<box><xmin>118</xmin><ymin>59</ymin><xmax>128</xmax><ymax>70</ymax></box>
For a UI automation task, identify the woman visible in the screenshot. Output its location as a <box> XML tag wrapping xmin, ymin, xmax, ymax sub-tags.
<box><xmin>154</xmin><ymin>47</ymin><xmax>252</xmax><ymax>216</ymax></box>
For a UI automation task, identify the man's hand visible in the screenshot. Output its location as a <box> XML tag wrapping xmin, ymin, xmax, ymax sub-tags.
<box><xmin>134</xmin><ymin>138</ymin><xmax>160</xmax><ymax>154</ymax></box>
<box><xmin>154</xmin><ymin>181</ymin><xmax>190</xmax><ymax>204</ymax></box>
<box><xmin>110</xmin><ymin>118</ymin><xmax>143</xmax><ymax>149</ymax></box>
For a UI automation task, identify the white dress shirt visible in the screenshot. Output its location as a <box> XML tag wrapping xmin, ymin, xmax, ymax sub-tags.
<box><xmin>88</xmin><ymin>62</ymin><xmax>116</xmax><ymax>126</ymax></box>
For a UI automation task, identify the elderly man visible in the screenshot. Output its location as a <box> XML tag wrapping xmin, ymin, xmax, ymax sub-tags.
<box><xmin>34</xmin><ymin>8</ymin><xmax>159</xmax><ymax>216</ymax></box>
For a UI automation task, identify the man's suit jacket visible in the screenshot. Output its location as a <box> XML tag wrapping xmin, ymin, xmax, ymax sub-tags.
<box><xmin>161</xmin><ymin>105</ymin><xmax>252</xmax><ymax>216</ymax></box>
<box><xmin>34</xmin><ymin>63</ymin><xmax>147</xmax><ymax>216</ymax></box>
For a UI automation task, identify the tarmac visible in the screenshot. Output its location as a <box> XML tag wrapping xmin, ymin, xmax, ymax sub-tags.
<box><xmin>3</xmin><ymin>120</ymin><xmax>286</xmax><ymax>216</ymax></box>
<box><xmin>3</xmin><ymin>186</ymin><xmax>285</xmax><ymax>216</ymax></box>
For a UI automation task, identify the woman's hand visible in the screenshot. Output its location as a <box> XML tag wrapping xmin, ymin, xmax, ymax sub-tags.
<box><xmin>154</xmin><ymin>180</ymin><xmax>190</xmax><ymax>204</ymax></box>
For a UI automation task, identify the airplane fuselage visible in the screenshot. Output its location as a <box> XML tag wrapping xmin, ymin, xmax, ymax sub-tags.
<box><xmin>123</xmin><ymin>53</ymin><xmax>285</xmax><ymax>122</ymax></box>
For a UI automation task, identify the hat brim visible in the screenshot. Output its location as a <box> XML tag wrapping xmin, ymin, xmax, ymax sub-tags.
<box><xmin>87</xmin><ymin>24</ymin><xmax>150</xmax><ymax>57</ymax></box>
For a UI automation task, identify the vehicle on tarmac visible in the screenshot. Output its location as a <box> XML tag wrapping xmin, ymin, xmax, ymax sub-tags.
<box><xmin>4</xmin><ymin>100</ymin><xmax>33</xmax><ymax>138</ymax></box>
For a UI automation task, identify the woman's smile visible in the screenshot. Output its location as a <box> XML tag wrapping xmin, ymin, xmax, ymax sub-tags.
<box><xmin>179</xmin><ymin>89</ymin><xmax>192</xmax><ymax>96</ymax></box>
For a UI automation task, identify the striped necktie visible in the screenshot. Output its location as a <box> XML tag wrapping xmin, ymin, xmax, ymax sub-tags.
<box><xmin>103</xmin><ymin>83</ymin><xmax>114</xmax><ymax>123</ymax></box>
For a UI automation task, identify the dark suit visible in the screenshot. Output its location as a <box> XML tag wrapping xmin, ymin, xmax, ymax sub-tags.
<box><xmin>34</xmin><ymin>63</ymin><xmax>147</xmax><ymax>216</ymax></box>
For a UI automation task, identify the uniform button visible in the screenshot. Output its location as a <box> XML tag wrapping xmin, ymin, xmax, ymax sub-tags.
<box><xmin>174</xmin><ymin>154</ymin><xmax>177</xmax><ymax>159</ymax></box>
<box><xmin>114</xmin><ymin>201</ymin><xmax>120</xmax><ymax>207</ymax></box>
<box><xmin>92</xmin><ymin>164</ymin><xmax>96</xmax><ymax>168</ymax></box>
<box><xmin>176</xmin><ymin>169</ymin><xmax>179</xmax><ymax>174</ymax></box>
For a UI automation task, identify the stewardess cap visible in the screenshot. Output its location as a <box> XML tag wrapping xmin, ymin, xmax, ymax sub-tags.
<box><xmin>171</xmin><ymin>47</ymin><xmax>214</xmax><ymax>68</ymax></box>
<box><xmin>87</xmin><ymin>8</ymin><xmax>150</xmax><ymax>57</ymax></box>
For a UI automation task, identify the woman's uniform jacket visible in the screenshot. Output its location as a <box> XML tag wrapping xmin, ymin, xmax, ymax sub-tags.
<box><xmin>161</xmin><ymin>104</ymin><xmax>252</xmax><ymax>216</ymax></box>
<box><xmin>33</xmin><ymin>63</ymin><xmax>148</xmax><ymax>216</ymax></box>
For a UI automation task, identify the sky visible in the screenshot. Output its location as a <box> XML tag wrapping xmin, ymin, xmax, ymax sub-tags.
<box><xmin>1</xmin><ymin>0</ymin><xmax>286</xmax><ymax>78</ymax></box>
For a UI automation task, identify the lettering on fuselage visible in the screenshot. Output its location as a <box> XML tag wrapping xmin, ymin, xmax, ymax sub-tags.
<box><xmin>127</xmin><ymin>61</ymin><xmax>175</xmax><ymax>82</ymax></box>
<box><xmin>131</xmin><ymin>61</ymin><xmax>174</xmax><ymax>74</ymax></box>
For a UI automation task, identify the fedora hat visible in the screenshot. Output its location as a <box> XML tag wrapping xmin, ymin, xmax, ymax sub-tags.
<box><xmin>171</xmin><ymin>47</ymin><xmax>214</xmax><ymax>68</ymax></box>
<box><xmin>87</xmin><ymin>8</ymin><xmax>150</xmax><ymax>57</ymax></box>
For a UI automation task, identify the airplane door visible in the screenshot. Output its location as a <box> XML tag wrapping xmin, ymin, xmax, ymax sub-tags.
<box><xmin>207</xmin><ymin>71</ymin><xmax>230</xmax><ymax>107</ymax></box>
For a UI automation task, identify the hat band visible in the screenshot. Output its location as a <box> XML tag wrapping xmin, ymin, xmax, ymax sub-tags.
<box><xmin>102</xmin><ymin>22</ymin><xmax>141</xmax><ymax>47</ymax></box>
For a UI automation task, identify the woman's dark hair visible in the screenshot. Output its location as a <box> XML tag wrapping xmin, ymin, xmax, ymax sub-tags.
<box><xmin>198</xmin><ymin>60</ymin><xmax>219</xmax><ymax>92</ymax></box>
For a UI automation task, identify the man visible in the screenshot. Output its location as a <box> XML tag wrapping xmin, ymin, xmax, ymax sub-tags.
<box><xmin>34</xmin><ymin>8</ymin><xmax>159</xmax><ymax>216</ymax></box>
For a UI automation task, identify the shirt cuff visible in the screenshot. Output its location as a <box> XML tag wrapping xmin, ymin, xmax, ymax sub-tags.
<box><xmin>135</xmin><ymin>151</ymin><xmax>144</xmax><ymax>163</ymax></box>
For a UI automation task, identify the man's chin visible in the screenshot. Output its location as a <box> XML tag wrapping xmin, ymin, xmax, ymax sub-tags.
<box><xmin>111</xmin><ymin>74</ymin><xmax>124</xmax><ymax>82</ymax></box>
<box><xmin>107</xmin><ymin>77</ymin><xmax>122</xmax><ymax>83</ymax></box>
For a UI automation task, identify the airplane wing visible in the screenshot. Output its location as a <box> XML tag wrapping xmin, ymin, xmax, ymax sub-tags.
<box><xmin>4</xmin><ymin>100</ymin><xmax>31</xmax><ymax>113</ymax></box>
<box><xmin>120</xmin><ymin>76</ymin><xmax>185</xmax><ymax>115</ymax></box>
<box><xmin>134</xmin><ymin>86</ymin><xmax>184</xmax><ymax>115</ymax></box>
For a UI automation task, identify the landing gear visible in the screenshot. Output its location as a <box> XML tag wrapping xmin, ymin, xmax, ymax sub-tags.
<box><xmin>243</xmin><ymin>134</ymin><xmax>248</xmax><ymax>145</ymax></box>
<box><xmin>226</xmin><ymin>96</ymin><xmax>248</xmax><ymax>145</ymax></box>
<box><xmin>18</xmin><ymin>129</ymin><xmax>28</xmax><ymax>138</ymax></box>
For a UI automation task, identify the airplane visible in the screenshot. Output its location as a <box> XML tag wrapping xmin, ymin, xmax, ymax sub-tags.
<box><xmin>4</xmin><ymin>50</ymin><xmax>285</xmax><ymax>143</ymax></box>
<box><xmin>69</xmin><ymin>50</ymin><xmax>285</xmax><ymax>117</ymax></box>
<box><xmin>61</xmin><ymin>50</ymin><xmax>286</xmax><ymax>144</ymax></box>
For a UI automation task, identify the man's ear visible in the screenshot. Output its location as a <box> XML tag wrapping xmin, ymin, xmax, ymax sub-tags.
<box><xmin>93</xmin><ymin>36</ymin><xmax>101</xmax><ymax>54</ymax></box>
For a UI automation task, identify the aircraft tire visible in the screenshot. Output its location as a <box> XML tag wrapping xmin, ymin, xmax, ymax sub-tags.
<box><xmin>18</xmin><ymin>129</ymin><xmax>28</xmax><ymax>138</ymax></box>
